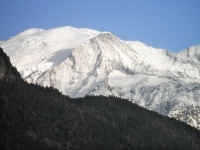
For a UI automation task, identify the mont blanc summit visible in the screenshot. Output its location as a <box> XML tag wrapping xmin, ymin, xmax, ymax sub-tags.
<box><xmin>1</xmin><ymin>26</ymin><xmax>200</xmax><ymax>129</ymax></box>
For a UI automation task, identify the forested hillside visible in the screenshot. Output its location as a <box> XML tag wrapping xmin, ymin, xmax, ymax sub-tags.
<box><xmin>0</xmin><ymin>48</ymin><xmax>200</xmax><ymax>150</ymax></box>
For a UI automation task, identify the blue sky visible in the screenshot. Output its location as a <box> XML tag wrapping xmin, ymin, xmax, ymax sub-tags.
<box><xmin>0</xmin><ymin>0</ymin><xmax>200</xmax><ymax>53</ymax></box>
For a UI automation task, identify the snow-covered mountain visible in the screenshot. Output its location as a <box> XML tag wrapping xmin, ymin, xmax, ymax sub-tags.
<box><xmin>1</xmin><ymin>26</ymin><xmax>200</xmax><ymax>129</ymax></box>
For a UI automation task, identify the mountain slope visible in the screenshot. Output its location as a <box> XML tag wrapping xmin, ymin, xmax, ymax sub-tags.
<box><xmin>0</xmin><ymin>48</ymin><xmax>200</xmax><ymax>149</ymax></box>
<box><xmin>1</xmin><ymin>26</ymin><xmax>200</xmax><ymax>130</ymax></box>
<box><xmin>0</xmin><ymin>26</ymin><xmax>99</xmax><ymax>82</ymax></box>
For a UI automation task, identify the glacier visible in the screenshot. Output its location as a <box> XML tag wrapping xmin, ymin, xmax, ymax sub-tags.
<box><xmin>0</xmin><ymin>26</ymin><xmax>200</xmax><ymax>129</ymax></box>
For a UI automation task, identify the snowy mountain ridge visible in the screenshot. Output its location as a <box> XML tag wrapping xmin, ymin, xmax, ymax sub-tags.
<box><xmin>0</xmin><ymin>26</ymin><xmax>200</xmax><ymax>129</ymax></box>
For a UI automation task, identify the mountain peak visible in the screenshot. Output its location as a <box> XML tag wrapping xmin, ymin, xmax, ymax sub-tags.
<box><xmin>101</xmin><ymin>31</ymin><xmax>112</xmax><ymax>34</ymax></box>
<box><xmin>95</xmin><ymin>32</ymin><xmax>115</xmax><ymax>40</ymax></box>
<box><xmin>176</xmin><ymin>45</ymin><xmax>200</xmax><ymax>63</ymax></box>
<box><xmin>1</xmin><ymin>26</ymin><xmax>200</xmax><ymax>130</ymax></box>
<box><xmin>16</xmin><ymin>28</ymin><xmax>45</xmax><ymax>37</ymax></box>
